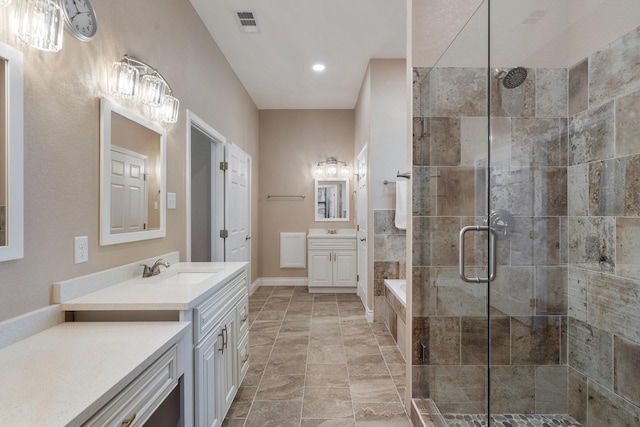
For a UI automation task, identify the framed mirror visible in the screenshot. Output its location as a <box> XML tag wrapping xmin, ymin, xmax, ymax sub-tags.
<box><xmin>315</xmin><ymin>178</ymin><xmax>349</xmax><ymax>221</ymax></box>
<box><xmin>100</xmin><ymin>98</ymin><xmax>166</xmax><ymax>245</ymax></box>
<box><xmin>0</xmin><ymin>42</ymin><xmax>24</xmax><ymax>262</ymax></box>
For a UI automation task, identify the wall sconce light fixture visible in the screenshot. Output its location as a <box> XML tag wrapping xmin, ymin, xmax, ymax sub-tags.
<box><xmin>14</xmin><ymin>0</ymin><xmax>64</xmax><ymax>52</ymax></box>
<box><xmin>315</xmin><ymin>157</ymin><xmax>350</xmax><ymax>178</ymax></box>
<box><xmin>109</xmin><ymin>55</ymin><xmax>180</xmax><ymax>124</ymax></box>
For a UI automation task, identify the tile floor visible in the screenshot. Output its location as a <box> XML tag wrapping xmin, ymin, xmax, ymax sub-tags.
<box><xmin>222</xmin><ymin>285</ymin><xmax>411</xmax><ymax>427</ymax></box>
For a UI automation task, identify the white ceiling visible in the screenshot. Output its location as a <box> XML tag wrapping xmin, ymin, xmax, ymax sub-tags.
<box><xmin>189</xmin><ymin>0</ymin><xmax>407</xmax><ymax>110</ymax></box>
<box><xmin>415</xmin><ymin>0</ymin><xmax>640</xmax><ymax>69</ymax></box>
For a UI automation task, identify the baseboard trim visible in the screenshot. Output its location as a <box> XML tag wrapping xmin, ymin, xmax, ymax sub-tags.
<box><xmin>365</xmin><ymin>306</ymin><xmax>374</xmax><ymax>323</ymax></box>
<box><xmin>250</xmin><ymin>277</ymin><xmax>308</xmax><ymax>295</ymax></box>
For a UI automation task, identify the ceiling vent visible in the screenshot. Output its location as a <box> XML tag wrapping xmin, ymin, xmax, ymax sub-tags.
<box><xmin>236</xmin><ymin>11</ymin><xmax>260</xmax><ymax>33</ymax></box>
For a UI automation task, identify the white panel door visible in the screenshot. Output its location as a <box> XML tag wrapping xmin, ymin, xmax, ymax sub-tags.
<box><xmin>225</xmin><ymin>144</ymin><xmax>251</xmax><ymax>262</ymax></box>
<box><xmin>356</xmin><ymin>145</ymin><xmax>368</xmax><ymax>308</ymax></box>
<box><xmin>110</xmin><ymin>147</ymin><xmax>147</xmax><ymax>234</ymax></box>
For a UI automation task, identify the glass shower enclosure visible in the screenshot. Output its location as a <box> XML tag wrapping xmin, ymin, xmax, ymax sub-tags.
<box><xmin>412</xmin><ymin>1</ymin><xmax>640</xmax><ymax>425</ymax></box>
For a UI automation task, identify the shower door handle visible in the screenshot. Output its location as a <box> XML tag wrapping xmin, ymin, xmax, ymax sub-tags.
<box><xmin>459</xmin><ymin>225</ymin><xmax>497</xmax><ymax>283</ymax></box>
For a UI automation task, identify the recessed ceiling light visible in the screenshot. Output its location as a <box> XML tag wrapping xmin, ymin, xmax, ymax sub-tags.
<box><xmin>312</xmin><ymin>64</ymin><xmax>326</xmax><ymax>72</ymax></box>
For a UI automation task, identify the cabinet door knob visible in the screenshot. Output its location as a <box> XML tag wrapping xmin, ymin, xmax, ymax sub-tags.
<box><xmin>122</xmin><ymin>413</ymin><xmax>137</xmax><ymax>427</ymax></box>
<box><xmin>241</xmin><ymin>314</ymin><xmax>248</xmax><ymax>322</ymax></box>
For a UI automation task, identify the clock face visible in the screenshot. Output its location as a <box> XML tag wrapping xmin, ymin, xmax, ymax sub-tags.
<box><xmin>62</xmin><ymin>0</ymin><xmax>97</xmax><ymax>41</ymax></box>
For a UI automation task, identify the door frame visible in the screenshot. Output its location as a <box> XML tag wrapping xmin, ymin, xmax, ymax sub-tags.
<box><xmin>186</xmin><ymin>110</ymin><xmax>226</xmax><ymax>262</ymax></box>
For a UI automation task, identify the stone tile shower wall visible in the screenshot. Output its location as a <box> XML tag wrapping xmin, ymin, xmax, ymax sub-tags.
<box><xmin>411</xmin><ymin>25</ymin><xmax>640</xmax><ymax>425</ymax></box>
<box><xmin>411</xmin><ymin>63</ymin><xmax>570</xmax><ymax>415</ymax></box>
<box><xmin>373</xmin><ymin>209</ymin><xmax>406</xmax><ymax>326</ymax></box>
<box><xmin>566</xmin><ymin>26</ymin><xmax>640</xmax><ymax>426</ymax></box>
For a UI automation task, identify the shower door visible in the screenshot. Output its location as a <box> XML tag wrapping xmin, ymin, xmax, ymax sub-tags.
<box><xmin>413</xmin><ymin>0</ymin><xmax>575</xmax><ymax>424</ymax></box>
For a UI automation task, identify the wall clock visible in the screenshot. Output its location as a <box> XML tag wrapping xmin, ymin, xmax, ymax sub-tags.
<box><xmin>61</xmin><ymin>0</ymin><xmax>98</xmax><ymax>42</ymax></box>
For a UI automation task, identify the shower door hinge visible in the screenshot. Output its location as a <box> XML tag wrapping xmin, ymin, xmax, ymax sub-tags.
<box><xmin>220</xmin><ymin>161</ymin><xmax>229</xmax><ymax>171</ymax></box>
<box><xmin>219</xmin><ymin>229</ymin><xmax>229</xmax><ymax>239</ymax></box>
<box><xmin>418</xmin><ymin>342</ymin><xmax>428</xmax><ymax>362</ymax></box>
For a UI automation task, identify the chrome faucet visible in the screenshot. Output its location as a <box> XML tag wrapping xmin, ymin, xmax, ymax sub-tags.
<box><xmin>140</xmin><ymin>259</ymin><xmax>171</xmax><ymax>278</ymax></box>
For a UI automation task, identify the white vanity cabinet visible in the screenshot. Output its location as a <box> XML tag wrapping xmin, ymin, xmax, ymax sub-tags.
<box><xmin>56</xmin><ymin>257</ymin><xmax>250</xmax><ymax>427</ymax></box>
<box><xmin>193</xmin><ymin>269</ymin><xmax>248</xmax><ymax>427</ymax></box>
<box><xmin>86</xmin><ymin>345</ymin><xmax>179</xmax><ymax>427</ymax></box>
<box><xmin>307</xmin><ymin>234</ymin><xmax>357</xmax><ymax>292</ymax></box>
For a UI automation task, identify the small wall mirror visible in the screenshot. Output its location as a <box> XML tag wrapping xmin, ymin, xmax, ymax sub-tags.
<box><xmin>0</xmin><ymin>42</ymin><xmax>24</xmax><ymax>262</ymax></box>
<box><xmin>100</xmin><ymin>98</ymin><xmax>166</xmax><ymax>245</ymax></box>
<box><xmin>315</xmin><ymin>178</ymin><xmax>349</xmax><ymax>221</ymax></box>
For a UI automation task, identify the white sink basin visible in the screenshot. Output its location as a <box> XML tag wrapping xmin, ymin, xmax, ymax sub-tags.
<box><xmin>140</xmin><ymin>268</ymin><xmax>221</xmax><ymax>285</ymax></box>
<box><xmin>158</xmin><ymin>272</ymin><xmax>216</xmax><ymax>285</ymax></box>
<box><xmin>308</xmin><ymin>228</ymin><xmax>356</xmax><ymax>238</ymax></box>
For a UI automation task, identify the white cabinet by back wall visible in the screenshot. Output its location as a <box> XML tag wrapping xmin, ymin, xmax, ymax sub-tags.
<box><xmin>307</xmin><ymin>236</ymin><xmax>357</xmax><ymax>292</ymax></box>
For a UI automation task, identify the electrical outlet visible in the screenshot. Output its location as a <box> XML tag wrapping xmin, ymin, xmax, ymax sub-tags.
<box><xmin>74</xmin><ymin>236</ymin><xmax>88</xmax><ymax>264</ymax></box>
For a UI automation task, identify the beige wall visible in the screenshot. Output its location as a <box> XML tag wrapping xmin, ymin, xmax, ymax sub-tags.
<box><xmin>0</xmin><ymin>0</ymin><xmax>258</xmax><ymax>321</ymax></box>
<box><xmin>354</xmin><ymin>59</ymin><xmax>408</xmax><ymax>311</ymax></box>
<box><xmin>258</xmin><ymin>109</ymin><xmax>355</xmax><ymax>278</ymax></box>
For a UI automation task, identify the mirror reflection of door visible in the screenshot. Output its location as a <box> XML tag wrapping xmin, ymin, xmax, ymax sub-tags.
<box><xmin>317</xmin><ymin>184</ymin><xmax>338</xmax><ymax>219</ymax></box>
<box><xmin>110</xmin><ymin>146</ymin><xmax>148</xmax><ymax>234</ymax></box>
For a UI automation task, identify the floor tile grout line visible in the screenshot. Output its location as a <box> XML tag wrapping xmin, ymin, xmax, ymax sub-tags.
<box><xmin>236</xmin><ymin>288</ymin><xmax>411</xmax><ymax>427</ymax></box>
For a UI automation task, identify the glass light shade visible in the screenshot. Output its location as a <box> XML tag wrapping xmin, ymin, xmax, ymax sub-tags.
<box><xmin>138</xmin><ymin>74</ymin><xmax>166</xmax><ymax>107</ymax></box>
<box><xmin>1</xmin><ymin>0</ymin><xmax>12</xmax><ymax>7</ymax></box>
<box><xmin>160</xmin><ymin>94</ymin><xmax>179</xmax><ymax>123</ymax></box>
<box><xmin>15</xmin><ymin>0</ymin><xmax>63</xmax><ymax>52</ymax></box>
<box><xmin>315</xmin><ymin>164</ymin><xmax>324</xmax><ymax>178</ymax></box>
<box><xmin>144</xmin><ymin>102</ymin><xmax>164</xmax><ymax>121</ymax></box>
<box><xmin>326</xmin><ymin>162</ymin><xmax>337</xmax><ymax>176</ymax></box>
<box><xmin>109</xmin><ymin>61</ymin><xmax>139</xmax><ymax>99</ymax></box>
<box><xmin>340</xmin><ymin>164</ymin><xmax>350</xmax><ymax>177</ymax></box>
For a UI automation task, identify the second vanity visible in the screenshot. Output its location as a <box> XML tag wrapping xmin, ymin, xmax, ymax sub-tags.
<box><xmin>307</xmin><ymin>228</ymin><xmax>357</xmax><ymax>293</ymax></box>
<box><xmin>53</xmin><ymin>253</ymin><xmax>249</xmax><ymax>427</ymax></box>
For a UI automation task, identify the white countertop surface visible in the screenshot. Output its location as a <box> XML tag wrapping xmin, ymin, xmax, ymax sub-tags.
<box><xmin>60</xmin><ymin>262</ymin><xmax>248</xmax><ymax>311</ymax></box>
<box><xmin>0</xmin><ymin>321</ymin><xmax>189</xmax><ymax>427</ymax></box>
<box><xmin>307</xmin><ymin>228</ymin><xmax>356</xmax><ymax>239</ymax></box>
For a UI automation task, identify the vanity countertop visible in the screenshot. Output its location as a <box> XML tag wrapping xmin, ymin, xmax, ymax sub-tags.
<box><xmin>0</xmin><ymin>321</ymin><xmax>189</xmax><ymax>426</ymax></box>
<box><xmin>59</xmin><ymin>262</ymin><xmax>248</xmax><ymax>311</ymax></box>
<box><xmin>307</xmin><ymin>228</ymin><xmax>356</xmax><ymax>238</ymax></box>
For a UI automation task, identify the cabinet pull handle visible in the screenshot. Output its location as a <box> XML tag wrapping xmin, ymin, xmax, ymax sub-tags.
<box><xmin>122</xmin><ymin>413</ymin><xmax>137</xmax><ymax>427</ymax></box>
<box><xmin>222</xmin><ymin>326</ymin><xmax>228</xmax><ymax>350</ymax></box>
<box><xmin>218</xmin><ymin>330</ymin><xmax>225</xmax><ymax>354</ymax></box>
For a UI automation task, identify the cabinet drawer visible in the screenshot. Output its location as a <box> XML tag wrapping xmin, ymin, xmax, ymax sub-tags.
<box><xmin>237</xmin><ymin>333</ymin><xmax>249</xmax><ymax>385</ymax></box>
<box><xmin>85</xmin><ymin>346</ymin><xmax>178</xmax><ymax>427</ymax></box>
<box><xmin>236</xmin><ymin>295</ymin><xmax>249</xmax><ymax>338</ymax></box>
<box><xmin>308</xmin><ymin>238</ymin><xmax>356</xmax><ymax>250</ymax></box>
<box><xmin>194</xmin><ymin>271</ymin><xmax>247</xmax><ymax>343</ymax></box>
